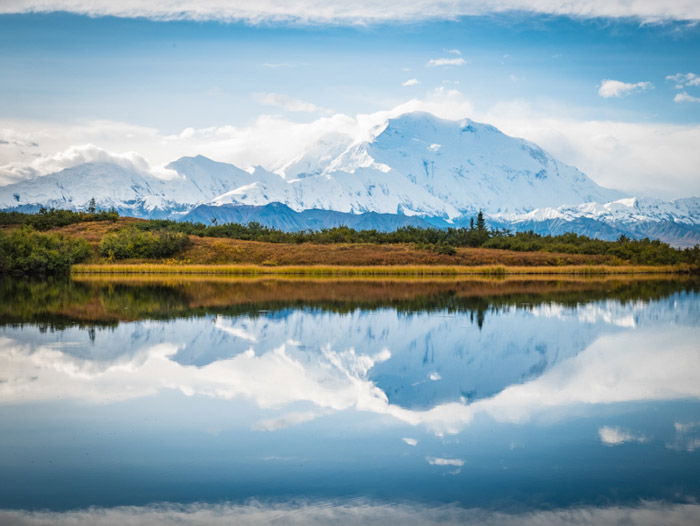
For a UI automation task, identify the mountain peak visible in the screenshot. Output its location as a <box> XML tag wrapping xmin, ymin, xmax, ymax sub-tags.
<box><xmin>380</xmin><ymin>111</ymin><xmax>468</xmax><ymax>139</ymax></box>
<box><xmin>166</xmin><ymin>154</ymin><xmax>221</xmax><ymax>171</ymax></box>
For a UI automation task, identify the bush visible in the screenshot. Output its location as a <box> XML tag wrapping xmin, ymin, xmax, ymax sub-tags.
<box><xmin>0</xmin><ymin>227</ymin><xmax>92</xmax><ymax>275</ymax></box>
<box><xmin>99</xmin><ymin>228</ymin><xmax>190</xmax><ymax>260</ymax></box>
<box><xmin>433</xmin><ymin>243</ymin><xmax>457</xmax><ymax>256</ymax></box>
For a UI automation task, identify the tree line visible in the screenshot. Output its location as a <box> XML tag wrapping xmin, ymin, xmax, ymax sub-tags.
<box><xmin>0</xmin><ymin>207</ymin><xmax>118</xmax><ymax>230</ymax></box>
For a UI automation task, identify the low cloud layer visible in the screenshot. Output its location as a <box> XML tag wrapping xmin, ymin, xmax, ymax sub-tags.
<box><xmin>1</xmin><ymin>501</ymin><xmax>699</xmax><ymax>526</ymax></box>
<box><xmin>1</xmin><ymin>88</ymin><xmax>699</xmax><ymax>198</ymax></box>
<box><xmin>253</xmin><ymin>92</ymin><xmax>332</xmax><ymax>114</ymax></box>
<box><xmin>2</xmin><ymin>1</ymin><xmax>699</xmax><ymax>23</ymax></box>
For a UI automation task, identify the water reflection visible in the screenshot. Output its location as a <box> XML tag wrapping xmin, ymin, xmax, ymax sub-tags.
<box><xmin>0</xmin><ymin>277</ymin><xmax>699</xmax><ymax>514</ymax></box>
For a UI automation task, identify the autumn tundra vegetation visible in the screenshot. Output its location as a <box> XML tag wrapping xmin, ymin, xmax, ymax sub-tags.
<box><xmin>1</xmin><ymin>208</ymin><xmax>698</xmax><ymax>275</ymax></box>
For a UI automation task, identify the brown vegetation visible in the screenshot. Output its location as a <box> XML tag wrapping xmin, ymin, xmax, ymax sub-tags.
<box><xmin>73</xmin><ymin>275</ymin><xmax>695</xmax><ymax>311</ymax></box>
<box><xmin>50</xmin><ymin>218</ymin><xmax>623</xmax><ymax>267</ymax></box>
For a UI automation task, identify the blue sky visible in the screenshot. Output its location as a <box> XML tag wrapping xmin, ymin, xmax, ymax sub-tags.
<box><xmin>0</xmin><ymin>2</ymin><xmax>699</xmax><ymax>198</ymax></box>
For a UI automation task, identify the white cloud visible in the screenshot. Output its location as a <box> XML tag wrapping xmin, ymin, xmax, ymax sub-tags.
<box><xmin>253</xmin><ymin>92</ymin><xmax>331</xmax><ymax>114</ymax></box>
<box><xmin>426</xmin><ymin>456</ymin><xmax>464</xmax><ymax>466</ymax></box>
<box><xmin>482</xmin><ymin>99</ymin><xmax>700</xmax><ymax>198</ymax></box>
<box><xmin>2</xmin><ymin>1</ymin><xmax>699</xmax><ymax>22</ymax></box>
<box><xmin>427</xmin><ymin>57</ymin><xmax>466</xmax><ymax>67</ymax></box>
<box><xmin>668</xmin><ymin>421</ymin><xmax>700</xmax><ymax>452</ymax></box>
<box><xmin>2</xmin><ymin>501</ymin><xmax>700</xmax><ymax>526</ymax></box>
<box><xmin>402</xmin><ymin>437</ymin><xmax>418</xmax><ymax>446</ymax></box>
<box><xmin>0</xmin><ymin>143</ymin><xmax>179</xmax><ymax>184</ymax></box>
<box><xmin>666</xmin><ymin>72</ymin><xmax>700</xmax><ymax>89</ymax></box>
<box><xmin>598</xmin><ymin>79</ymin><xmax>652</xmax><ymax>98</ymax></box>
<box><xmin>674</xmin><ymin>421</ymin><xmax>700</xmax><ymax>433</ymax></box>
<box><xmin>469</xmin><ymin>326</ymin><xmax>700</xmax><ymax>428</ymax></box>
<box><xmin>402</xmin><ymin>78</ymin><xmax>419</xmax><ymax>87</ymax></box>
<box><xmin>674</xmin><ymin>91</ymin><xmax>700</xmax><ymax>103</ymax></box>
<box><xmin>598</xmin><ymin>426</ymin><xmax>648</xmax><ymax>446</ymax></box>
<box><xmin>445</xmin><ymin>49</ymin><xmax>462</xmax><ymax>55</ymax></box>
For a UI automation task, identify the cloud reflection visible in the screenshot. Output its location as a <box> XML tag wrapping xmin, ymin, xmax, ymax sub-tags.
<box><xmin>1</xmin><ymin>501</ymin><xmax>699</xmax><ymax>526</ymax></box>
<box><xmin>598</xmin><ymin>426</ymin><xmax>648</xmax><ymax>446</ymax></box>
<box><xmin>1</xmin><ymin>296</ymin><xmax>698</xmax><ymax>436</ymax></box>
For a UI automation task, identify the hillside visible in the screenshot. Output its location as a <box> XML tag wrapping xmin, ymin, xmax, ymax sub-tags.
<box><xmin>48</xmin><ymin>218</ymin><xmax>617</xmax><ymax>266</ymax></box>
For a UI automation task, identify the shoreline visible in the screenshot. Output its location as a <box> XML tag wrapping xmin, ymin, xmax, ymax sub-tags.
<box><xmin>71</xmin><ymin>263</ymin><xmax>694</xmax><ymax>276</ymax></box>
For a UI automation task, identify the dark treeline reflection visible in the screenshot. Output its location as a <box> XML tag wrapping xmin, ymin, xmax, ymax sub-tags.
<box><xmin>0</xmin><ymin>276</ymin><xmax>697</xmax><ymax>330</ymax></box>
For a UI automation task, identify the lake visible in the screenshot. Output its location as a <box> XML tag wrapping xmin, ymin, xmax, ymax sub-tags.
<box><xmin>1</xmin><ymin>276</ymin><xmax>699</xmax><ymax>525</ymax></box>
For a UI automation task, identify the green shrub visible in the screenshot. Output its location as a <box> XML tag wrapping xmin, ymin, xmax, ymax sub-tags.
<box><xmin>0</xmin><ymin>227</ymin><xmax>92</xmax><ymax>275</ymax></box>
<box><xmin>99</xmin><ymin>228</ymin><xmax>190</xmax><ymax>260</ymax></box>
<box><xmin>433</xmin><ymin>243</ymin><xmax>457</xmax><ymax>256</ymax></box>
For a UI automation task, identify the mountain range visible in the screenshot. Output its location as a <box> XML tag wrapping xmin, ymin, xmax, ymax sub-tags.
<box><xmin>1</xmin><ymin>112</ymin><xmax>698</xmax><ymax>246</ymax></box>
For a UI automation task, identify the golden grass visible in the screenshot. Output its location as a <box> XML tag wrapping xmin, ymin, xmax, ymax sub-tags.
<box><xmin>73</xmin><ymin>273</ymin><xmax>691</xmax><ymax>285</ymax></box>
<box><xmin>72</xmin><ymin>263</ymin><xmax>692</xmax><ymax>276</ymax></box>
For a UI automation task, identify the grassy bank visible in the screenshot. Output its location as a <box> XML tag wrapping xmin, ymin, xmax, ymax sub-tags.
<box><xmin>72</xmin><ymin>263</ymin><xmax>693</xmax><ymax>276</ymax></box>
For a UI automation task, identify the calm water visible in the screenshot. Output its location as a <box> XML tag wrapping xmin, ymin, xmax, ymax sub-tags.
<box><xmin>1</xmin><ymin>277</ymin><xmax>699</xmax><ymax>525</ymax></box>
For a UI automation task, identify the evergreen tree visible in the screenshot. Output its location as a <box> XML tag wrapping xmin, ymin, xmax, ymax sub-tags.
<box><xmin>476</xmin><ymin>210</ymin><xmax>486</xmax><ymax>232</ymax></box>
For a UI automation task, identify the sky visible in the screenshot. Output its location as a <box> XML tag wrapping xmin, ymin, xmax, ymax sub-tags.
<box><xmin>0</xmin><ymin>1</ymin><xmax>699</xmax><ymax>199</ymax></box>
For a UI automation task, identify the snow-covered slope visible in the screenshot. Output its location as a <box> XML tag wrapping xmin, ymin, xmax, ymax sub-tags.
<box><xmin>498</xmin><ymin>197</ymin><xmax>700</xmax><ymax>226</ymax></box>
<box><xmin>490</xmin><ymin>197</ymin><xmax>700</xmax><ymax>246</ymax></box>
<box><xmin>0</xmin><ymin>155</ymin><xmax>284</xmax><ymax>214</ymax></box>
<box><xmin>324</xmin><ymin>112</ymin><xmax>624</xmax><ymax>213</ymax></box>
<box><xmin>0</xmin><ymin>162</ymin><xmax>158</xmax><ymax>211</ymax></box>
<box><xmin>211</xmin><ymin>167</ymin><xmax>460</xmax><ymax>217</ymax></box>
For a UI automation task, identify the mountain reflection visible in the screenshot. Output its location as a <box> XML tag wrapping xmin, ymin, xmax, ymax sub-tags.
<box><xmin>1</xmin><ymin>277</ymin><xmax>698</xmax><ymax>435</ymax></box>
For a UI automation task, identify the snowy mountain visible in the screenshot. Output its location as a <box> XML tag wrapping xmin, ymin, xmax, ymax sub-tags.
<box><xmin>205</xmin><ymin>112</ymin><xmax>623</xmax><ymax>216</ymax></box>
<box><xmin>325</xmin><ymin>112</ymin><xmax>624</xmax><ymax>213</ymax></box>
<box><xmin>499</xmin><ymin>197</ymin><xmax>700</xmax><ymax>225</ymax></box>
<box><xmin>493</xmin><ymin>197</ymin><xmax>700</xmax><ymax>247</ymax></box>
<box><xmin>0</xmin><ymin>111</ymin><xmax>698</xmax><ymax>244</ymax></box>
